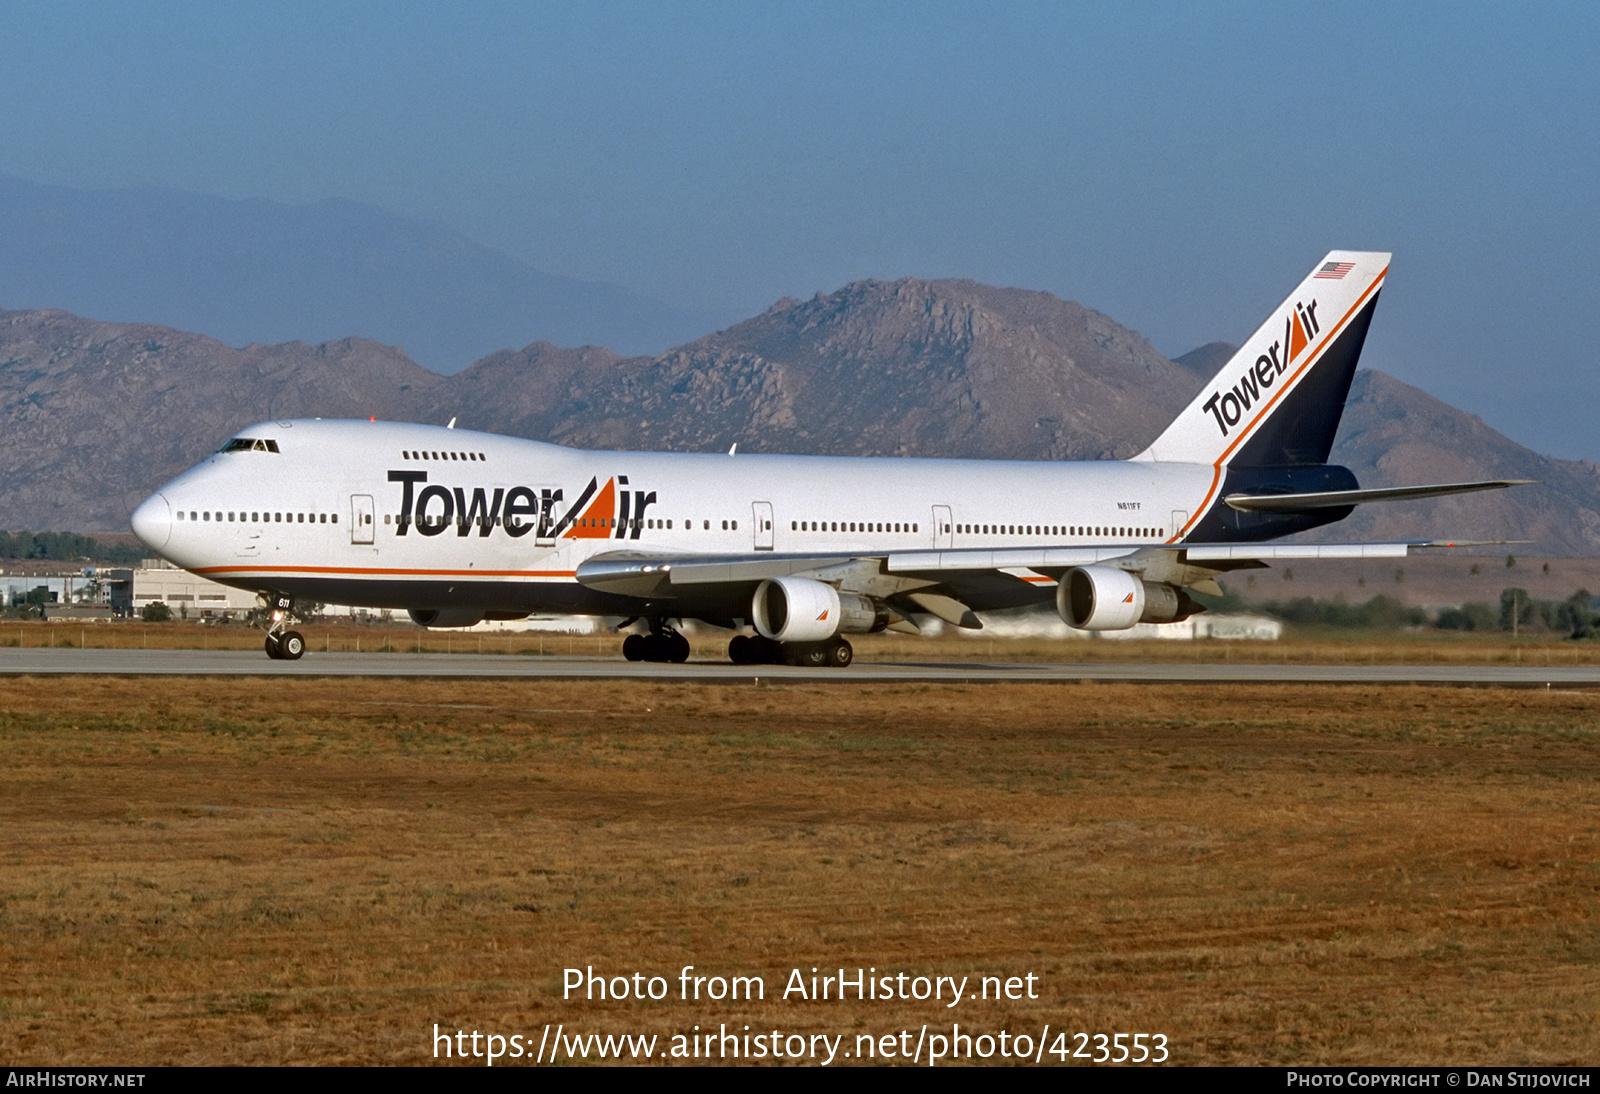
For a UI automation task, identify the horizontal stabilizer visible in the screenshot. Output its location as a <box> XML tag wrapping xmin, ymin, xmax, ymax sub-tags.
<box><xmin>1223</xmin><ymin>480</ymin><xmax>1533</xmax><ymax>512</ymax></box>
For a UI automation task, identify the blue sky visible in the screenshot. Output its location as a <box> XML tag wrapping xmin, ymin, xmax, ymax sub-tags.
<box><xmin>2</xmin><ymin>1</ymin><xmax>1596</xmax><ymax>458</ymax></box>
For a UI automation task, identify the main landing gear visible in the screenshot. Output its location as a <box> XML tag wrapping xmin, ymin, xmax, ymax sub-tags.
<box><xmin>621</xmin><ymin>620</ymin><xmax>691</xmax><ymax>663</ymax></box>
<box><xmin>265</xmin><ymin>630</ymin><xmax>306</xmax><ymax>660</ymax></box>
<box><xmin>727</xmin><ymin>635</ymin><xmax>853</xmax><ymax>668</ymax></box>
<box><xmin>259</xmin><ymin>593</ymin><xmax>306</xmax><ymax>661</ymax></box>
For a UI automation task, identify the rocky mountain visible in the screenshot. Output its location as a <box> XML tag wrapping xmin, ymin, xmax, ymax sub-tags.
<box><xmin>3</xmin><ymin>281</ymin><xmax>1598</xmax><ymax>553</ymax></box>
<box><xmin>522</xmin><ymin>279</ymin><xmax>1194</xmax><ymax>461</ymax></box>
<box><xmin>1172</xmin><ymin>341</ymin><xmax>1236</xmax><ymax>383</ymax></box>
<box><xmin>1324</xmin><ymin>370</ymin><xmax>1600</xmax><ymax>553</ymax></box>
<box><xmin>0</xmin><ymin>308</ymin><xmax>441</xmax><ymax>529</ymax></box>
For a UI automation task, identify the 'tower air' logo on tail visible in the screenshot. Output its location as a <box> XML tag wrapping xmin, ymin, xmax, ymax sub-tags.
<box><xmin>1201</xmin><ymin>297</ymin><xmax>1323</xmax><ymax>439</ymax></box>
<box><xmin>1131</xmin><ymin>250</ymin><xmax>1389</xmax><ymax>475</ymax></box>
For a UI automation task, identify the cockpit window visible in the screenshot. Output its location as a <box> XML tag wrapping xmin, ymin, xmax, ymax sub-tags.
<box><xmin>220</xmin><ymin>438</ymin><xmax>280</xmax><ymax>453</ymax></box>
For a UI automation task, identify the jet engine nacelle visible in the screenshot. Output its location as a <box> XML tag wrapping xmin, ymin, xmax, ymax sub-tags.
<box><xmin>408</xmin><ymin>609</ymin><xmax>487</xmax><ymax>629</ymax></box>
<box><xmin>1057</xmin><ymin>566</ymin><xmax>1196</xmax><ymax>631</ymax></box>
<box><xmin>751</xmin><ymin>577</ymin><xmax>889</xmax><ymax>642</ymax></box>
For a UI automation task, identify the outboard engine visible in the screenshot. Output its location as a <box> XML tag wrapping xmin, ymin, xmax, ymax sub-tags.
<box><xmin>1057</xmin><ymin>566</ymin><xmax>1200</xmax><ymax>631</ymax></box>
<box><xmin>751</xmin><ymin>577</ymin><xmax>889</xmax><ymax>642</ymax></box>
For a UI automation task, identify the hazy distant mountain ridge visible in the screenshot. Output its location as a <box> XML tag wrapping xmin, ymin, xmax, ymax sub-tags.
<box><xmin>0</xmin><ymin>176</ymin><xmax>727</xmax><ymax>367</ymax></box>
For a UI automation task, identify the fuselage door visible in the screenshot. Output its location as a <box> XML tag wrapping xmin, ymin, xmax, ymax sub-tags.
<box><xmin>535</xmin><ymin>485</ymin><xmax>565</xmax><ymax>547</ymax></box>
<box><xmin>351</xmin><ymin>495</ymin><xmax>375</xmax><ymax>545</ymax></box>
<box><xmin>752</xmin><ymin>501</ymin><xmax>774</xmax><ymax>551</ymax></box>
<box><xmin>1170</xmin><ymin>510</ymin><xmax>1190</xmax><ymax>543</ymax></box>
<box><xmin>932</xmin><ymin>504</ymin><xmax>953</xmax><ymax>549</ymax></box>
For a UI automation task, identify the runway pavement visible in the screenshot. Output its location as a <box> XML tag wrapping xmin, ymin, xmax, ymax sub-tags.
<box><xmin>3</xmin><ymin>647</ymin><xmax>1598</xmax><ymax>686</ymax></box>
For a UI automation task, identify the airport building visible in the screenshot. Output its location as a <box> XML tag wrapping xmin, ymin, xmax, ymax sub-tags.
<box><xmin>128</xmin><ymin>559</ymin><xmax>259</xmax><ymax>619</ymax></box>
<box><xmin>1</xmin><ymin>567</ymin><xmax>130</xmax><ymax>618</ymax></box>
<box><xmin>125</xmin><ymin>559</ymin><xmax>399</xmax><ymax>620</ymax></box>
<box><xmin>2</xmin><ymin>559</ymin><xmax>363</xmax><ymax>621</ymax></box>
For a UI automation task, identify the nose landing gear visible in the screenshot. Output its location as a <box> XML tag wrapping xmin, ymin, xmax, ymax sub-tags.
<box><xmin>264</xmin><ymin>629</ymin><xmax>306</xmax><ymax>660</ymax></box>
<box><xmin>259</xmin><ymin>594</ymin><xmax>306</xmax><ymax>661</ymax></box>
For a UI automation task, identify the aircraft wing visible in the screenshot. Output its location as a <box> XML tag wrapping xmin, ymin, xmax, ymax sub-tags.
<box><xmin>575</xmin><ymin>539</ymin><xmax>1450</xmax><ymax>628</ymax></box>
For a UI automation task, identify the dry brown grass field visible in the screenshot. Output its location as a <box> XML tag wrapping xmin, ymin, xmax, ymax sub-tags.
<box><xmin>1</xmin><ymin>675</ymin><xmax>1598</xmax><ymax>1066</ymax></box>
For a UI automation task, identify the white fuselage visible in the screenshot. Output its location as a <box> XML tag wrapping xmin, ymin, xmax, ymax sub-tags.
<box><xmin>132</xmin><ymin>418</ymin><xmax>1218</xmax><ymax>614</ymax></box>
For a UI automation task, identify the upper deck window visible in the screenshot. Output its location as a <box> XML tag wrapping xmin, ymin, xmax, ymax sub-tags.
<box><xmin>220</xmin><ymin>438</ymin><xmax>280</xmax><ymax>454</ymax></box>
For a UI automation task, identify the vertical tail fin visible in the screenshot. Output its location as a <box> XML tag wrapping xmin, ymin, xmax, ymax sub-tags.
<box><xmin>1135</xmin><ymin>251</ymin><xmax>1390</xmax><ymax>467</ymax></box>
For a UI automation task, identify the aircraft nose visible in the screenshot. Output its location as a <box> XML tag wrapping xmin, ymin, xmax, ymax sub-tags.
<box><xmin>131</xmin><ymin>492</ymin><xmax>172</xmax><ymax>552</ymax></box>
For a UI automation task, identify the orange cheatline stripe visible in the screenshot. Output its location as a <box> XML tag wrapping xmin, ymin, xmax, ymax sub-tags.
<box><xmin>193</xmin><ymin>565</ymin><xmax>577</xmax><ymax>579</ymax></box>
<box><xmin>1171</xmin><ymin>264</ymin><xmax>1388</xmax><ymax>543</ymax></box>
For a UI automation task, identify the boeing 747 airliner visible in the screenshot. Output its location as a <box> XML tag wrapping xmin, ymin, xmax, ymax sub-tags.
<box><xmin>130</xmin><ymin>251</ymin><xmax>1524</xmax><ymax>664</ymax></box>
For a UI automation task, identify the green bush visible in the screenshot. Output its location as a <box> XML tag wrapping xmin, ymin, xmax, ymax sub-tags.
<box><xmin>1435</xmin><ymin>602</ymin><xmax>1497</xmax><ymax>632</ymax></box>
<box><xmin>0</xmin><ymin>531</ymin><xmax>146</xmax><ymax>564</ymax></box>
<box><xmin>1258</xmin><ymin>594</ymin><xmax>1425</xmax><ymax>630</ymax></box>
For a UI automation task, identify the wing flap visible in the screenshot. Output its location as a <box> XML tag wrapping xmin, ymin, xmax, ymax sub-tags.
<box><xmin>577</xmin><ymin>539</ymin><xmax>1461</xmax><ymax>609</ymax></box>
<box><xmin>887</xmin><ymin>547</ymin><xmax>1138</xmax><ymax>573</ymax></box>
<box><xmin>576</xmin><ymin>551</ymin><xmax>899</xmax><ymax>595</ymax></box>
<box><xmin>580</xmin><ymin>540</ymin><xmax>1440</xmax><ymax>592</ymax></box>
<box><xmin>904</xmin><ymin>592</ymin><xmax>984</xmax><ymax>629</ymax></box>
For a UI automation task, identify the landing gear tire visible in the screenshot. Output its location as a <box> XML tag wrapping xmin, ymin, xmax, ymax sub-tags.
<box><xmin>827</xmin><ymin>638</ymin><xmax>853</xmax><ymax>668</ymax></box>
<box><xmin>730</xmin><ymin>635</ymin><xmax>785</xmax><ymax>665</ymax></box>
<box><xmin>258</xmin><ymin>593</ymin><xmax>301</xmax><ymax>661</ymax></box>
<box><xmin>768</xmin><ymin>639</ymin><xmax>853</xmax><ymax>668</ymax></box>
<box><xmin>793</xmin><ymin>643</ymin><xmax>831</xmax><ymax>668</ymax></box>
<box><xmin>627</xmin><ymin>630</ymin><xmax>691</xmax><ymax>664</ymax></box>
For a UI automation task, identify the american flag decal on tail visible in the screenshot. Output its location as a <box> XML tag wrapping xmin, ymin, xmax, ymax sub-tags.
<box><xmin>1314</xmin><ymin>261</ymin><xmax>1355</xmax><ymax>280</ymax></box>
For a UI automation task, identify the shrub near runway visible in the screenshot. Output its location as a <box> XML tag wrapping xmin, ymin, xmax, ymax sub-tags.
<box><xmin>1</xmin><ymin>678</ymin><xmax>1597</xmax><ymax>1065</ymax></box>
